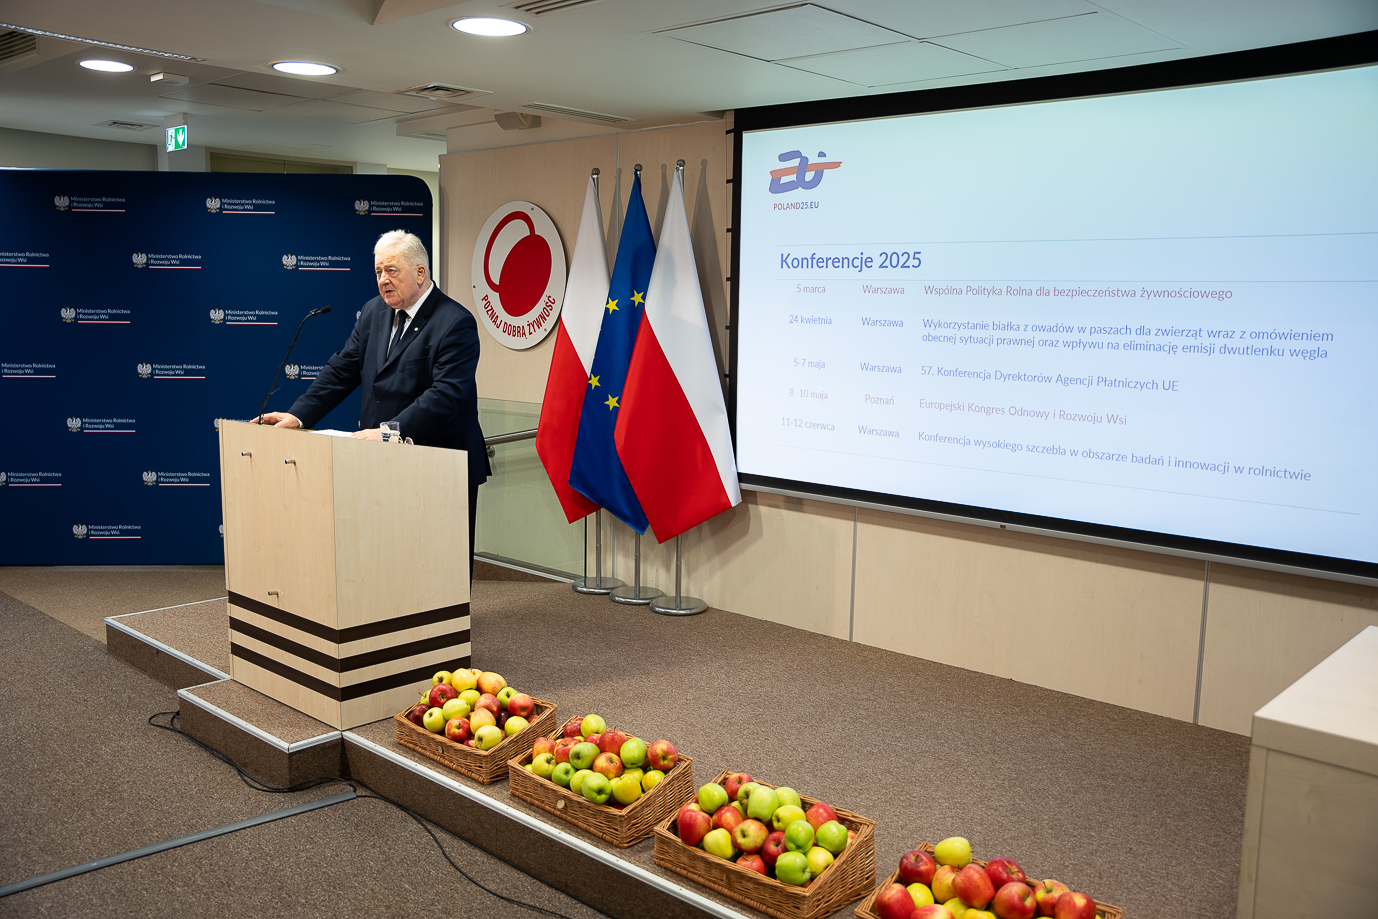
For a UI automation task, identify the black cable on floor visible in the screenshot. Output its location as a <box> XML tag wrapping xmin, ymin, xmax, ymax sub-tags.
<box><xmin>146</xmin><ymin>710</ymin><xmax>602</xmax><ymax>919</ymax></box>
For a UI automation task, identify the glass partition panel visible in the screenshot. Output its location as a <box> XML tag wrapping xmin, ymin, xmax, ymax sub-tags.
<box><xmin>474</xmin><ymin>398</ymin><xmax>584</xmax><ymax>578</ymax></box>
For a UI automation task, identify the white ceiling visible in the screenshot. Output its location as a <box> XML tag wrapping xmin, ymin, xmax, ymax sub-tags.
<box><xmin>0</xmin><ymin>0</ymin><xmax>1374</xmax><ymax>171</ymax></box>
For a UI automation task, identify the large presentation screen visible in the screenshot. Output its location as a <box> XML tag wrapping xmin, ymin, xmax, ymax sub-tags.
<box><xmin>733</xmin><ymin>50</ymin><xmax>1378</xmax><ymax>579</ymax></box>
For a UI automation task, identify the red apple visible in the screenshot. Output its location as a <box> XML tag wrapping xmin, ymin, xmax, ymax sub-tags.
<box><xmin>553</xmin><ymin>738</ymin><xmax>578</xmax><ymax>764</ymax></box>
<box><xmin>953</xmin><ymin>865</ymin><xmax>995</xmax><ymax>909</ymax></box>
<box><xmin>406</xmin><ymin>703</ymin><xmax>429</xmax><ymax>727</ymax></box>
<box><xmin>724</xmin><ymin>773</ymin><xmax>752</xmax><ymax>801</ymax></box>
<box><xmin>1053</xmin><ymin>892</ymin><xmax>1096</xmax><ymax>919</ymax></box>
<box><xmin>562</xmin><ymin>717</ymin><xmax>583</xmax><ymax>739</ymax></box>
<box><xmin>444</xmin><ymin>717</ymin><xmax>471</xmax><ymax>744</ymax></box>
<box><xmin>931</xmin><ymin>865</ymin><xmax>959</xmax><ymax>903</ymax></box>
<box><xmin>805</xmin><ymin>802</ymin><xmax>838</xmax><ymax>831</ymax></box>
<box><xmin>497</xmin><ymin>711</ymin><xmax>509</xmax><ymax>730</ymax></box>
<box><xmin>992</xmin><ymin>882</ymin><xmax>1037</xmax><ymax>919</ymax></box>
<box><xmin>987</xmin><ymin>858</ymin><xmax>1027</xmax><ymax>890</ymax></box>
<box><xmin>761</xmin><ymin>831</ymin><xmax>787</xmax><ymax>867</ymax></box>
<box><xmin>531</xmin><ymin>736</ymin><xmax>556</xmax><ymax>758</ymax></box>
<box><xmin>428</xmin><ymin>683</ymin><xmax>458</xmax><ymax>708</ymax></box>
<box><xmin>874</xmin><ymin>883</ymin><xmax>918</xmax><ymax>919</ymax></box>
<box><xmin>475</xmin><ymin>693</ymin><xmax>500</xmax><ymax>716</ymax></box>
<box><xmin>738</xmin><ymin>854</ymin><xmax>768</xmax><ymax>876</ymax></box>
<box><xmin>712</xmin><ymin>805</ymin><xmax>744</xmax><ymax>835</ymax></box>
<box><xmin>584</xmin><ymin>733</ymin><xmax>602</xmax><ymax>748</ymax></box>
<box><xmin>646</xmin><ymin>739</ymin><xmax>679</xmax><ymax>771</ymax></box>
<box><xmin>507</xmin><ymin>693</ymin><xmax>535</xmax><ymax>719</ymax></box>
<box><xmin>898</xmin><ymin>849</ymin><xmax>938</xmax><ymax>886</ymax></box>
<box><xmin>911</xmin><ymin>907</ymin><xmax>957</xmax><ymax>919</ymax></box>
<box><xmin>732</xmin><ymin>818</ymin><xmax>770</xmax><ymax>854</ymax></box>
<box><xmin>1032</xmin><ymin>880</ymin><xmax>1069</xmax><ymax>917</ymax></box>
<box><xmin>592</xmin><ymin>752</ymin><xmax>623</xmax><ymax>780</ymax></box>
<box><xmin>677</xmin><ymin>806</ymin><xmax>712</xmax><ymax>847</ymax></box>
<box><xmin>598</xmin><ymin>729</ymin><xmax>629</xmax><ymax>756</ymax></box>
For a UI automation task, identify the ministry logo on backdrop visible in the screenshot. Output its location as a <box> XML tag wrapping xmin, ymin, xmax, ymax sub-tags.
<box><xmin>471</xmin><ymin>201</ymin><xmax>566</xmax><ymax>351</ymax></box>
<box><xmin>284</xmin><ymin>364</ymin><xmax>300</xmax><ymax>380</ymax></box>
<box><xmin>54</xmin><ymin>195</ymin><xmax>70</xmax><ymax>211</ymax></box>
<box><xmin>0</xmin><ymin>472</ymin><xmax>6</xmax><ymax>485</ymax></box>
<box><xmin>72</xmin><ymin>524</ymin><xmax>87</xmax><ymax>538</ymax></box>
<box><xmin>61</xmin><ymin>307</ymin><xmax>76</xmax><ymax>322</ymax></box>
<box><xmin>67</xmin><ymin>417</ymin><xmax>82</xmax><ymax>432</ymax></box>
<box><xmin>282</xmin><ymin>254</ymin><xmax>297</xmax><ymax>269</ymax></box>
<box><xmin>206</xmin><ymin>197</ymin><xmax>221</xmax><ymax>212</ymax></box>
<box><xmin>137</xmin><ymin>363</ymin><xmax>152</xmax><ymax>378</ymax></box>
<box><xmin>143</xmin><ymin>471</ymin><xmax>157</xmax><ymax>485</ymax></box>
<box><xmin>132</xmin><ymin>252</ymin><xmax>147</xmax><ymax>267</ymax></box>
<box><xmin>768</xmin><ymin>150</ymin><xmax>842</xmax><ymax>194</ymax></box>
<box><xmin>209</xmin><ymin>309</ymin><xmax>224</xmax><ymax>324</ymax></box>
<box><xmin>354</xmin><ymin>199</ymin><xmax>370</xmax><ymax>215</ymax></box>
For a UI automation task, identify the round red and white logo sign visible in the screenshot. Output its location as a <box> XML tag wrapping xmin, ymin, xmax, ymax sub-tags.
<box><xmin>471</xmin><ymin>201</ymin><xmax>566</xmax><ymax>350</ymax></box>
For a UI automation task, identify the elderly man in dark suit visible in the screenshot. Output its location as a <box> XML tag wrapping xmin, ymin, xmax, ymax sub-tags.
<box><xmin>256</xmin><ymin>230</ymin><xmax>488</xmax><ymax>561</ymax></box>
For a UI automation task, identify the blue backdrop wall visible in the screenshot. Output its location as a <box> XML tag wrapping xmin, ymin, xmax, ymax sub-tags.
<box><xmin>0</xmin><ymin>170</ymin><xmax>432</xmax><ymax>565</ymax></box>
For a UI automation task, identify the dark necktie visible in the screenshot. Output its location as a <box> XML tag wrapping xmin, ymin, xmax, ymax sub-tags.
<box><xmin>388</xmin><ymin>311</ymin><xmax>406</xmax><ymax>358</ymax></box>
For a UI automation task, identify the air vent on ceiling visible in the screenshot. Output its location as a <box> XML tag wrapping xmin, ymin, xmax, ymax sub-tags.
<box><xmin>0</xmin><ymin>28</ymin><xmax>38</xmax><ymax>63</ymax></box>
<box><xmin>100</xmin><ymin>120</ymin><xmax>157</xmax><ymax>131</ymax></box>
<box><xmin>522</xmin><ymin>102</ymin><xmax>631</xmax><ymax>123</ymax></box>
<box><xmin>504</xmin><ymin>0</ymin><xmax>607</xmax><ymax>14</ymax></box>
<box><xmin>393</xmin><ymin>82</ymin><xmax>491</xmax><ymax>103</ymax></box>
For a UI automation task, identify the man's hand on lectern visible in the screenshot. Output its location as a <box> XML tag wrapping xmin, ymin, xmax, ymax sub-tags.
<box><xmin>253</xmin><ymin>412</ymin><xmax>301</xmax><ymax>428</ymax></box>
<box><xmin>350</xmin><ymin>427</ymin><xmax>383</xmax><ymax>441</ymax></box>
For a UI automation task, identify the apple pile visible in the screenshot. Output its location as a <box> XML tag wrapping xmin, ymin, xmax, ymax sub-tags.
<box><xmin>526</xmin><ymin>713</ymin><xmax>681</xmax><ymax>809</ymax></box>
<box><xmin>674</xmin><ymin>772</ymin><xmax>853</xmax><ymax>887</ymax></box>
<box><xmin>872</xmin><ymin>838</ymin><xmax>1105</xmax><ymax>919</ymax></box>
<box><xmin>405</xmin><ymin>669</ymin><xmax>538</xmax><ymax>752</ymax></box>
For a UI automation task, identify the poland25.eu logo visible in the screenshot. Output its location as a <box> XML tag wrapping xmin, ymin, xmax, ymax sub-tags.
<box><xmin>768</xmin><ymin>150</ymin><xmax>842</xmax><ymax>194</ymax></box>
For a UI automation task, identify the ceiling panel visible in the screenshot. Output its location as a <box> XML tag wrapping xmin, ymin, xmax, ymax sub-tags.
<box><xmin>326</xmin><ymin>88</ymin><xmax>450</xmax><ymax>113</ymax></box>
<box><xmin>936</xmin><ymin>12</ymin><xmax>1180</xmax><ymax>68</ymax></box>
<box><xmin>659</xmin><ymin>4</ymin><xmax>910</xmax><ymax>62</ymax></box>
<box><xmin>160</xmin><ymin>82</ymin><xmax>310</xmax><ymax>110</ymax></box>
<box><xmin>840</xmin><ymin>0</ymin><xmax>1097</xmax><ymax>40</ymax></box>
<box><xmin>215</xmin><ymin>70</ymin><xmax>345</xmax><ymax>99</ymax></box>
<box><xmin>272</xmin><ymin>98</ymin><xmax>400</xmax><ymax>123</ymax></box>
<box><xmin>783</xmin><ymin>40</ymin><xmax>1007</xmax><ymax>88</ymax></box>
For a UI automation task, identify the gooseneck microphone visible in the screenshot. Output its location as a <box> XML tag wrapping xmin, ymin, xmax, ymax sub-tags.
<box><xmin>256</xmin><ymin>306</ymin><xmax>331</xmax><ymax>425</ymax></box>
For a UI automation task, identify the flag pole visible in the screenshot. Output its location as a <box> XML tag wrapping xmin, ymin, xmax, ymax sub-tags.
<box><xmin>573</xmin><ymin>507</ymin><xmax>624</xmax><ymax>595</ymax></box>
<box><xmin>610</xmin><ymin>531</ymin><xmax>664</xmax><ymax>605</ymax></box>
<box><xmin>650</xmin><ymin>532</ymin><xmax>706</xmax><ymax>615</ymax></box>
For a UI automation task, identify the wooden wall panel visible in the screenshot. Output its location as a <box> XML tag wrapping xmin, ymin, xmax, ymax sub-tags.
<box><xmin>1197</xmin><ymin>564</ymin><xmax>1378</xmax><ymax>735</ymax></box>
<box><xmin>852</xmin><ymin>509</ymin><xmax>1206</xmax><ymax>720</ymax></box>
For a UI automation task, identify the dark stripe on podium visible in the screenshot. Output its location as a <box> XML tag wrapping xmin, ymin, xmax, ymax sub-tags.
<box><xmin>229</xmin><ymin>615</ymin><xmax>471</xmax><ymax>673</ymax></box>
<box><xmin>227</xmin><ymin>591</ymin><xmax>468</xmax><ymax>643</ymax></box>
<box><xmin>231</xmin><ymin>643</ymin><xmax>470</xmax><ymax>701</ymax></box>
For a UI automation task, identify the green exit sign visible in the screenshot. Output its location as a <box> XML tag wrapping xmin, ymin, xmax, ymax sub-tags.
<box><xmin>165</xmin><ymin>124</ymin><xmax>188</xmax><ymax>152</ymax></box>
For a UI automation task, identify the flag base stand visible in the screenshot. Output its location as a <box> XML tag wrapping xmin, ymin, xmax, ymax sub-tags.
<box><xmin>573</xmin><ymin>509</ymin><xmax>624</xmax><ymax>595</ymax></box>
<box><xmin>650</xmin><ymin>534</ymin><xmax>706</xmax><ymax>616</ymax></box>
<box><xmin>610</xmin><ymin>531</ymin><xmax>663</xmax><ymax>605</ymax></box>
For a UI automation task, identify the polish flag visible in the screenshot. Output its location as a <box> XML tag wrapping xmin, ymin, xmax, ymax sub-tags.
<box><xmin>615</xmin><ymin>166</ymin><xmax>741</xmax><ymax>541</ymax></box>
<box><xmin>536</xmin><ymin>174</ymin><xmax>605</xmax><ymax>522</ymax></box>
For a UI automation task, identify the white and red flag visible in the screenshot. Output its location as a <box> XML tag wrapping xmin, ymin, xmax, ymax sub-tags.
<box><xmin>536</xmin><ymin>174</ymin><xmax>605</xmax><ymax>522</ymax></box>
<box><xmin>615</xmin><ymin>167</ymin><xmax>741</xmax><ymax>541</ymax></box>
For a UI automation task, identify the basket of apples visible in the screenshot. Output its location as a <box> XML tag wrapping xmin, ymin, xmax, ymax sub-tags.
<box><xmin>507</xmin><ymin>713</ymin><xmax>694</xmax><ymax>848</ymax></box>
<box><xmin>394</xmin><ymin>668</ymin><xmax>558</xmax><ymax>785</ymax></box>
<box><xmin>855</xmin><ymin>839</ymin><xmax>1123</xmax><ymax>919</ymax></box>
<box><xmin>652</xmin><ymin>770</ymin><xmax>877</xmax><ymax>919</ymax></box>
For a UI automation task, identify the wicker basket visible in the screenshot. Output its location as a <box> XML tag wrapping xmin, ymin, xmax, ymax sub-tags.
<box><xmin>393</xmin><ymin>697</ymin><xmax>558</xmax><ymax>785</ymax></box>
<box><xmin>652</xmin><ymin>770</ymin><xmax>877</xmax><ymax>919</ymax></box>
<box><xmin>853</xmin><ymin>843</ymin><xmax>1124</xmax><ymax>919</ymax></box>
<box><xmin>508</xmin><ymin>744</ymin><xmax>695</xmax><ymax>847</ymax></box>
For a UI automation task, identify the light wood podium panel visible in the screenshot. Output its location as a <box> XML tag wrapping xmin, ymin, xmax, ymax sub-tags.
<box><xmin>218</xmin><ymin>421</ymin><xmax>471</xmax><ymax>729</ymax></box>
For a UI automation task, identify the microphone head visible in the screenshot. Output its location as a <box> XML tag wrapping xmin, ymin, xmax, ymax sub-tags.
<box><xmin>318</xmin><ymin>306</ymin><xmax>332</xmax><ymax>314</ymax></box>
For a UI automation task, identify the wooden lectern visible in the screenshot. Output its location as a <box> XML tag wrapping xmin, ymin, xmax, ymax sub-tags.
<box><xmin>218</xmin><ymin>420</ymin><xmax>471</xmax><ymax>729</ymax></box>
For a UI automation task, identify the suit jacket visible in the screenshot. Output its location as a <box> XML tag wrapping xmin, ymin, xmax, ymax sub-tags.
<box><xmin>289</xmin><ymin>286</ymin><xmax>489</xmax><ymax>488</ymax></box>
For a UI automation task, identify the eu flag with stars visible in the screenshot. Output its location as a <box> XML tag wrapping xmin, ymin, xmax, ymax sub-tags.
<box><xmin>569</xmin><ymin>172</ymin><xmax>655</xmax><ymax>533</ymax></box>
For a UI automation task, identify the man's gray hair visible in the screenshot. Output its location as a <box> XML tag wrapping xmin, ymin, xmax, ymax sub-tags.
<box><xmin>375</xmin><ymin>230</ymin><xmax>429</xmax><ymax>274</ymax></box>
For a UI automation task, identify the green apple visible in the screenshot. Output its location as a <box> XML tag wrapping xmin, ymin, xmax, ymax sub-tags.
<box><xmin>770</xmin><ymin>804</ymin><xmax>807</xmax><ymax>832</ymax></box>
<box><xmin>570</xmin><ymin>768</ymin><xmax>593</xmax><ymax>795</ymax></box>
<box><xmin>774</xmin><ymin>850</ymin><xmax>811</xmax><ymax>886</ymax></box>
<box><xmin>421</xmin><ymin>707</ymin><xmax>446</xmax><ymax>733</ymax></box>
<box><xmin>783</xmin><ymin>820</ymin><xmax>814</xmax><ymax>853</ymax></box>
<box><xmin>804</xmin><ymin>846</ymin><xmax>833</xmax><ymax>876</ymax></box>
<box><xmin>814</xmin><ymin>820</ymin><xmax>848</xmax><ymax>855</ymax></box>
<box><xmin>641</xmin><ymin>769</ymin><xmax>665</xmax><ymax>792</ymax></box>
<box><xmin>697</xmin><ymin>783</ymin><xmax>730</xmax><ymax>814</ymax></box>
<box><xmin>581</xmin><ymin>771</ymin><xmax>612</xmax><ymax>805</ymax></box>
<box><xmin>622</xmin><ymin>768</ymin><xmax>644</xmax><ymax>787</ymax></box>
<box><xmin>531</xmin><ymin>752</ymin><xmax>557</xmax><ymax>779</ymax></box>
<box><xmin>552</xmin><ymin>762</ymin><xmax>575</xmax><ymax>788</ymax></box>
<box><xmin>580</xmin><ymin>714</ymin><xmax>606</xmax><ymax>738</ymax></box>
<box><xmin>440</xmin><ymin>698</ymin><xmax>471</xmax><ymax>723</ymax></box>
<box><xmin>496</xmin><ymin>686</ymin><xmax>517</xmax><ymax>708</ymax></box>
<box><xmin>432</xmin><ymin>671</ymin><xmax>453</xmax><ymax>686</ymax></box>
<box><xmin>619</xmin><ymin>737</ymin><xmax>648</xmax><ymax>769</ymax></box>
<box><xmin>907</xmin><ymin>883</ymin><xmax>934</xmax><ymax>907</ymax></box>
<box><xmin>504</xmin><ymin>715</ymin><xmax>530</xmax><ymax>736</ymax></box>
<box><xmin>934</xmin><ymin>836</ymin><xmax>972</xmax><ymax>868</ymax></box>
<box><xmin>611</xmin><ymin>774</ymin><xmax>643</xmax><ymax>806</ymax></box>
<box><xmin>746</xmin><ymin>786</ymin><xmax>780</xmax><ymax>823</ymax></box>
<box><xmin>448</xmin><ymin>669</ymin><xmax>477</xmax><ymax>692</ymax></box>
<box><xmin>459</xmin><ymin>689</ymin><xmax>481</xmax><ymax>708</ymax></box>
<box><xmin>736</xmin><ymin>781</ymin><xmax>761</xmax><ymax>805</ymax></box>
<box><xmin>701</xmin><ymin>828</ymin><xmax>735</xmax><ymax>859</ymax></box>
<box><xmin>569</xmin><ymin>742</ymin><xmax>599</xmax><ymax>770</ymax></box>
<box><xmin>944</xmin><ymin>898</ymin><xmax>970</xmax><ymax>917</ymax></box>
<box><xmin>775</xmin><ymin>787</ymin><xmax>802</xmax><ymax>810</ymax></box>
<box><xmin>474</xmin><ymin>724</ymin><xmax>503</xmax><ymax>750</ymax></box>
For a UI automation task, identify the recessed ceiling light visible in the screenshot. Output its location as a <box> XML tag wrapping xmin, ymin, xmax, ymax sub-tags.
<box><xmin>79</xmin><ymin>59</ymin><xmax>135</xmax><ymax>72</ymax></box>
<box><xmin>271</xmin><ymin>61</ymin><xmax>338</xmax><ymax>76</ymax></box>
<box><xmin>452</xmin><ymin>18</ymin><xmax>530</xmax><ymax>37</ymax></box>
